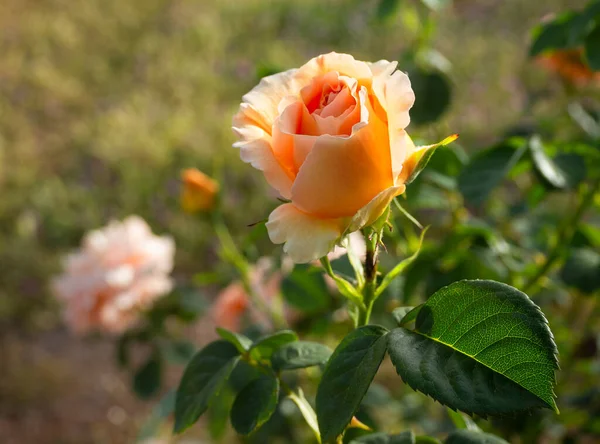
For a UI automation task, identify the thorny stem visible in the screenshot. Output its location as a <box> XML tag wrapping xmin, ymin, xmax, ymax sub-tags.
<box><xmin>522</xmin><ymin>177</ymin><xmax>600</xmax><ymax>294</ymax></box>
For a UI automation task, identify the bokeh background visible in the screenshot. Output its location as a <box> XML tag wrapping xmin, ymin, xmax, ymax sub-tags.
<box><xmin>0</xmin><ymin>0</ymin><xmax>594</xmax><ymax>442</ymax></box>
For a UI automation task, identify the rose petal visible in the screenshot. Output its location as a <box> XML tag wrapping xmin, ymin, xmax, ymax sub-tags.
<box><xmin>370</xmin><ymin>63</ymin><xmax>415</xmax><ymax>181</ymax></box>
<box><xmin>233</xmin><ymin>128</ymin><xmax>294</xmax><ymax>199</ymax></box>
<box><xmin>266</xmin><ymin>203</ymin><xmax>343</xmax><ymax>263</ymax></box>
<box><xmin>290</xmin><ymin>88</ymin><xmax>393</xmax><ymax>218</ymax></box>
<box><xmin>233</xmin><ymin>68</ymin><xmax>299</xmax><ymax>134</ymax></box>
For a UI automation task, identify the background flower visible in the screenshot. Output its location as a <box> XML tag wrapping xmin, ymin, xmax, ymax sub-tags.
<box><xmin>180</xmin><ymin>168</ymin><xmax>219</xmax><ymax>213</ymax></box>
<box><xmin>51</xmin><ymin>216</ymin><xmax>175</xmax><ymax>334</ymax></box>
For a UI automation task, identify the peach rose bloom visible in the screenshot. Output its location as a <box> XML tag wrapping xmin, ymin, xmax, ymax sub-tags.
<box><xmin>180</xmin><ymin>168</ymin><xmax>219</xmax><ymax>212</ymax></box>
<box><xmin>51</xmin><ymin>216</ymin><xmax>175</xmax><ymax>334</ymax></box>
<box><xmin>233</xmin><ymin>52</ymin><xmax>425</xmax><ymax>263</ymax></box>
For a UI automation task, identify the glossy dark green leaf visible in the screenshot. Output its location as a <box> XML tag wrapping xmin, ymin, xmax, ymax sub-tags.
<box><xmin>445</xmin><ymin>429</ymin><xmax>509</xmax><ymax>444</ymax></box>
<box><xmin>560</xmin><ymin>247</ymin><xmax>600</xmax><ymax>294</ymax></box>
<box><xmin>350</xmin><ymin>430</ymin><xmax>415</xmax><ymax>443</ymax></box>
<box><xmin>250</xmin><ymin>330</ymin><xmax>298</xmax><ymax>360</ymax></box>
<box><xmin>387</xmin><ymin>280</ymin><xmax>559</xmax><ymax>416</ymax></box>
<box><xmin>174</xmin><ymin>341</ymin><xmax>240</xmax><ymax>433</ymax></box>
<box><xmin>316</xmin><ymin>325</ymin><xmax>389</xmax><ymax>442</ymax></box>
<box><xmin>281</xmin><ymin>264</ymin><xmax>330</xmax><ymax>313</ymax></box>
<box><xmin>585</xmin><ymin>23</ymin><xmax>600</xmax><ymax>71</ymax></box>
<box><xmin>133</xmin><ymin>355</ymin><xmax>162</xmax><ymax>399</ymax></box>
<box><xmin>376</xmin><ymin>0</ymin><xmax>400</xmax><ymax>21</ymax></box>
<box><xmin>458</xmin><ymin>143</ymin><xmax>526</xmax><ymax>206</ymax></box>
<box><xmin>216</xmin><ymin>327</ymin><xmax>253</xmax><ymax>353</ymax></box>
<box><xmin>230</xmin><ymin>373</ymin><xmax>280</xmax><ymax>435</ymax></box>
<box><xmin>271</xmin><ymin>341</ymin><xmax>332</xmax><ymax>371</ymax></box>
<box><xmin>409</xmin><ymin>68</ymin><xmax>452</xmax><ymax>125</ymax></box>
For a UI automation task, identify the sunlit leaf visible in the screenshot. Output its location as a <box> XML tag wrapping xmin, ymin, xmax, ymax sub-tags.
<box><xmin>529</xmin><ymin>136</ymin><xmax>568</xmax><ymax>189</ymax></box>
<box><xmin>388</xmin><ymin>280</ymin><xmax>559</xmax><ymax>416</ymax></box>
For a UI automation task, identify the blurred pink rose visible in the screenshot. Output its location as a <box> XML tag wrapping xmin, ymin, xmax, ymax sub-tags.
<box><xmin>52</xmin><ymin>216</ymin><xmax>175</xmax><ymax>334</ymax></box>
<box><xmin>211</xmin><ymin>258</ymin><xmax>286</xmax><ymax>331</ymax></box>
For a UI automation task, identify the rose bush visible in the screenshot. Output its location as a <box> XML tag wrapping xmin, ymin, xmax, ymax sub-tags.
<box><xmin>233</xmin><ymin>52</ymin><xmax>443</xmax><ymax>263</ymax></box>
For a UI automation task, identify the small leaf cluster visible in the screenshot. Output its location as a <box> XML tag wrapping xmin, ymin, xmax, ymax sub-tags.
<box><xmin>315</xmin><ymin>280</ymin><xmax>559</xmax><ymax>442</ymax></box>
<box><xmin>173</xmin><ymin>328</ymin><xmax>332</xmax><ymax>435</ymax></box>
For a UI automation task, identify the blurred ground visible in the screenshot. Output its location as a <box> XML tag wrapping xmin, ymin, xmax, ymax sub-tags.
<box><xmin>0</xmin><ymin>0</ymin><xmax>587</xmax><ymax>442</ymax></box>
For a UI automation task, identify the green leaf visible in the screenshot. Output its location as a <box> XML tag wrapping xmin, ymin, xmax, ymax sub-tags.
<box><xmin>377</xmin><ymin>0</ymin><xmax>401</xmax><ymax>21</ymax></box>
<box><xmin>271</xmin><ymin>341</ymin><xmax>332</xmax><ymax>371</ymax></box>
<box><xmin>216</xmin><ymin>327</ymin><xmax>253</xmax><ymax>353</ymax></box>
<box><xmin>387</xmin><ymin>280</ymin><xmax>559</xmax><ymax>416</ymax></box>
<box><xmin>567</xmin><ymin>102</ymin><xmax>600</xmax><ymax>139</ymax></box>
<box><xmin>230</xmin><ymin>373</ymin><xmax>280</xmax><ymax>435</ymax></box>
<box><xmin>391</xmin><ymin>306</ymin><xmax>415</xmax><ymax>325</ymax></box>
<box><xmin>409</xmin><ymin>68</ymin><xmax>452</xmax><ymax>125</ymax></box>
<box><xmin>529</xmin><ymin>136</ymin><xmax>569</xmax><ymax>189</ymax></box>
<box><xmin>446</xmin><ymin>409</ymin><xmax>480</xmax><ymax>431</ymax></box>
<box><xmin>282</xmin><ymin>264</ymin><xmax>330</xmax><ymax>313</ymax></box>
<box><xmin>404</xmin><ymin>136</ymin><xmax>459</xmax><ymax>185</ymax></box>
<box><xmin>585</xmin><ymin>23</ymin><xmax>600</xmax><ymax>71</ymax></box>
<box><xmin>250</xmin><ymin>330</ymin><xmax>299</xmax><ymax>360</ymax></box>
<box><xmin>174</xmin><ymin>341</ymin><xmax>240</xmax><ymax>433</ymax></box>
<box><xmin>529</xmin><ymin>13</ymin><xmax>576</xmax><ymax>57</ymax></box>
<box><xmin>316</xmin><ymin>325</ymin><xmax>389</xmax><ymax>442</ymax></box>
<box><xmin>350</xmin><ymin>430</ymin><xmax>415</xmax><ymax>443</ymax></box>
<box><xmin>445</xmin><ymin>429</ymin><xmax>509</xmax><ymax>444</ymax></box>
<box><xmin>133</xmin><ymin>355</ymin><xmax>162</xmax><ymax>399</ymax></box>
<box><xmin>377</xmin><ymin>227</ymin><xmax>429</xmax><ymax>297</ymax></box>
<box><xmin>458</xmin><ymin>142</ymin><xmax>527</xmax><ymax>206</ymax></box>
<box><xmin>394</xmin><ymin>305</ymin><xmax>423</xmax><ymax>327</ymax></box>
<box><xmin>208</xmin><ymin>385</ymin><xmax>235</xmax><ymax>441</ymax></box>
<box><xmin>560</xmin><ymin>247</ymin><xmax>600</xmax><ymax>294</ymax></box>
